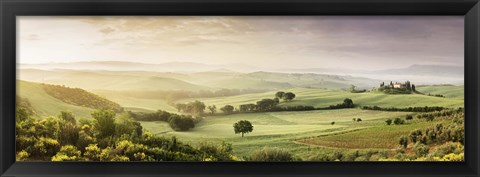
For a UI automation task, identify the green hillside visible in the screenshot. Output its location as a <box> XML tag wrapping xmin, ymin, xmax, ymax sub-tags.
<box><xmin>43</xmin><ymin>84</ymin><xmax>123</xmax><ymax>112</ymax></box>
<box><xmin>17</xmin><ymin>80</ymin><xmax>94</xmax><ymax>118</ymax></box>
<box><xmin>416</xmin><ymin>85</ymin><xmax>464</xmax><ymax>98</ymax></box>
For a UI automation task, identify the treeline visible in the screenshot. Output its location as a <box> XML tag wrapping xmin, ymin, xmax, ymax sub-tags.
<box><xmin>118</xmin><ymin>88</ymin><xmax>269</xmax><ymax>102</ymax></box>
<box><xmin>222</xmin><ymin>97</ymin><xmax>354</xmax><ymax>115</ymax></box>
<box><xmin>128</xmin><ymin>110</ymin><xmax>195</xmax><ymax>131</ymax></box>
<box><xmin>16</xmin><ymin>108</ymin><xmax>236</xmax><ymax>161</ymax></box>
<box><xmin>42</xmin><ymin>83</ymin><xmax>123</xmax><ymax>112</ymax></box>
<box><xmin>416</xmin><ymin>108</ymin><xmax>464</xmax><ymax>121</ymax></box>
<box><xmin>361</xmin><ymin>106</ymin><xmax>445</xmax><ymax>112</ymax></box>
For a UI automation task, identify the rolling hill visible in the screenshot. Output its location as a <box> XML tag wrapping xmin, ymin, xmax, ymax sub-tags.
<box><xmin>17</xmin><ymin>80</ymin><xmax>122</xmax><ymax>119</ymax></box>
<box><xmin>18</xmin><ymin>69</ymin><xmax>210</xmax><ymax>91</ymax></box>
<box><xmin>416</xmin><ymin>85</ymin><xmax>464</xmax><ymax>99</ymax></box>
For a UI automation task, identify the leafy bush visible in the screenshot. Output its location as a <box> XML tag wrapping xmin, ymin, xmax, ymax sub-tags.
<box><xmin>393</xmin><ymin>118</ymin><xmax>405</xmax><ymax>125</ymax></box>
<box><xmin>51</xmin><ymin>145</ymin><xmax>81</xmax><ymax>161</ymax></box>
<box><xmin>248</xmin><ymin>147</ymin><xmax>296</xmax><ymax>161</ymax></box>
<box><xmin>385</xmin><ymin>119</ymin><xmax>393</xmax><ymax>125</ymax></box>
<box><xmin>414</xmin><ymin>143</ymin><xmax>429</xmax><ymax>157</ymax></box>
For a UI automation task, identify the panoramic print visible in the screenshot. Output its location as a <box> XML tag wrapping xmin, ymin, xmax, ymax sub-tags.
<box><xmin>16</xmin><ymin>16</ymin><xmax>464</xmax><ymax>161</ymax></box>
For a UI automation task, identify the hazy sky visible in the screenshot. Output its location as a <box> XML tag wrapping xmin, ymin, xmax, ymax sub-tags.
<box><xmin>17</xmin><ymin>16</ymin><xmax>464</xmax><ymax>70</ymax></box>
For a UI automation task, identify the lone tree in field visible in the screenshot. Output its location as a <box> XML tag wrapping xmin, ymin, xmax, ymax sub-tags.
<box><xmin>282</xmin><ymin>92</ymin><xmax>296</xmax><ymax>101</ymax></box>
<box><xmin>221</xmin><ymin>105</ymin><xmax>235</xmax><ymax>114</ymax></box>
<box><xmin>233</xmin><ymin>120</ymin><xmax>254</xmax><ymax>137</ymax></box>
<box><xmin>207</xmin><ymin>105</ymin><xmax>216</xmax><ymax>115</ymax></box>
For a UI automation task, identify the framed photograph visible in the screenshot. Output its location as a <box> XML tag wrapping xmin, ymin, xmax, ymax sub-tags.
<box><xmin>1</xmin><ymin>0</ymin><xmax>479</xmax><ymax>176</ymax></box>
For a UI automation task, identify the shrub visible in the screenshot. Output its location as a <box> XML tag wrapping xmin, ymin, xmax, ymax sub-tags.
<box><xmin>16</xmin><ymin>150</ymin><xmax>30</xmax><ymax>161</ymax></box>
<box><xmin>399</xmin><ymin>135</ymin><xmax>408</xmax><ymax>148</ymax></box>
<box><xmin>414</xmin><ymin>143</ymin><xmax>429</xmax><ymax>157</ymax></box>
<box><xmin>249</xmin><ymin>147</ymin><xmax>296</xmax><ymax>161</ymax></box>
<box><xmin>393</xmin><ymin>118</ymin><xmax>405</xmax><ymax>125</ymax></box>
<box><xmin>84</xmin><ymin>144</ymin><xmax>101</xmax><ymax>161</ymax></box>
<box><xmin>51</xmin><ymin>145</ymin><xmax>82</xmax><ymax>161</ymax></box>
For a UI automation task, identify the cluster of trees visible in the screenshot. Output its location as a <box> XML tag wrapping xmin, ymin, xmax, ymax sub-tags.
<box><xmin>175</xmin><ymin>100</ymin><xmax>206</xmax><ymax>116</ymax></box>
<box><xmin>42</xmin><ymin>83</ymin><xmax>123</xmax><ymax>112</ymax></box>
<box><xmin>362</xmin><ymin>106</ymin><xmax>445</xmax><ymax>112</ymax></box>
<box><xmin>127</xmin><ymin>110</ymin><xmax>195</xmax><ymax>131</ymax></box>
<box><xmin>16</xmin><ymin>107</ymin><xmax>236</xmax><ymax>161</ymax></box>
<box><xmin>275</xmin><ymin>91</ymin><xmax>296</xmax><ymax>102</ymax></box>
<box><xmin>385</xmin><ymin>115</ymin><xmax>413</xmax><ymax>125</ymax></box>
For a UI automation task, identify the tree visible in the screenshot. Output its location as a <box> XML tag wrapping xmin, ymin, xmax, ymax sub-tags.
<box><xmin>273</xmin><ymin>98</ymin><xmax>280</xmax><ymax>104</ymax></box>
<box><xmin>385</xmin><ymin>119</ymin><xmax>393</xmax><ymax>125</ymax></box>
<box><xmin>190</xmin><ymin>100</ymin><xmax>206</xmax><ymax>116</ymax></box>
<box><xmin>412</xmin><ymin>84</ymin><xmax>416</xmax><ymax>92</ymax></box>
<box><xmin>282</xmin><ymin>92</ymin><xmax>296</xmax><ymax>101</ymax></box>
<box><xmin>343</xmin><ymin>98</ymin><xmax>354</xmax><ymax>108</ymax></box>
<box><xmin>175</xmin><ymin>103</ymin><xmax>186</xmax><ymax>112</ymax></box>
<box><xmin>399</xmin><ymin>135</ymin><xmax>408</xmax><ymax>148</ymax></box>
<box><xmin>221</xmin><ymin>105</ymin><xmax>235</xmax><ymax>114</ymax></box>
<box><xmin>405</xmin><ymin>115</ymin><xmax>413</xmax><ymax>120</ymax></box>
<box><xmin>393</xmin><ymin>117</ymin><xmax>405</xmax><ymax>125</ymax></box>
<box><xmin>207</xmin><ymin>105</ymin><xmax>217</xmax><ymax>115</ymax></box>
<box><xmin>331</xmin><ymin>121</ymin><xmax>335</xmax><ymax>125</ymax></box>
<box><xmin>91</xmin><ymin>109</ymin><xmax>116</xmax><ymax>139</ymax></box>
<box><xmin>349</xmin><ymin>85</ymin><xmax>356</xmax><ymax>92</ymax></box>
<box><xmin>240</xmin><ymin>104</ymin><xmax>257</xmax><ymax>112</ymax></box>
<box><xmin>275</xmin><ymin>91</ymin><xmax>285</xmax><ymax>99</ymax></box>
<box><xmin>58</xmin><ymin>111</ymin><xmax>76</xmax><ymax>124</ymax></box>
<box><xmin>233</xmin><ymin>120</ymin><xmax>253</xmax><ymax>137</ymax></box>
<box><xmin>356</xmin><ymin>118</ymin><xmax>362</xmax><ymax>122</ymax></box>
<box><xmin>256</xmin><ymin>99</ymin><xmax>278</xmax><ymax>111</ymax></box>
<box><xmin>169</xmin><ymin>115</ymin><xmax>195</xmax><ymax>131</ymax></box>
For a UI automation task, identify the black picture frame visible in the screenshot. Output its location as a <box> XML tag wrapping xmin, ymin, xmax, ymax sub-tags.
<box><xmin>1</xmin><ymin>0</ymin><xmax>479</xmax><ymax>177</ymax></box>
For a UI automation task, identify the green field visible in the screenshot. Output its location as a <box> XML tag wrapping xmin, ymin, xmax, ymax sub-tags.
<box><xmin>138</xmin><ymin>109</ymin><xmax>414</xmax><ymax>158</ymax></box>
<box><xmin>416</xmin><ymin>85</ymin><xmax>464</xmax><ymax>98</ymax></box>
<box><xmin>178</xmin><ymin>87</ymin><xmax>464</xmax><ymax>109</ymax></box>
